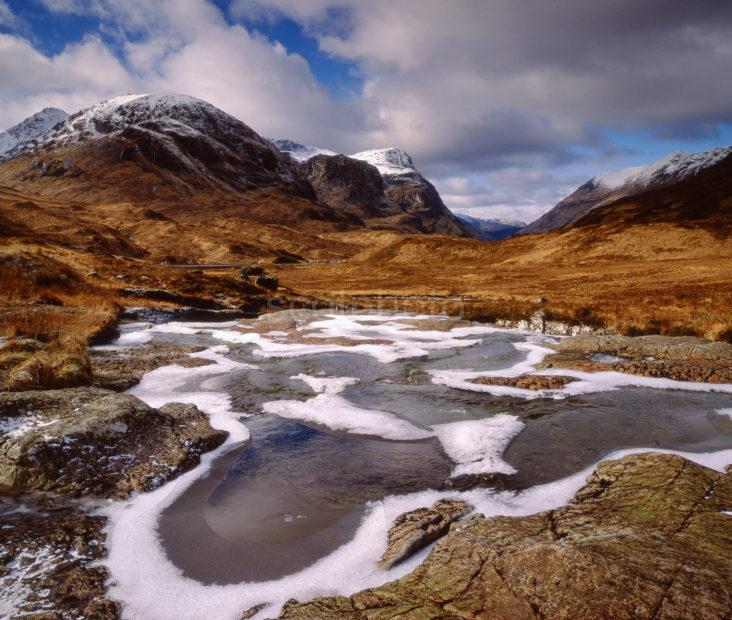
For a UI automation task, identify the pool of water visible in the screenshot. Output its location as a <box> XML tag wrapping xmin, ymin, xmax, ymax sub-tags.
<box><xmin>126</xmin><ymin>311</ymin><xmax>732</xmax><ymax>586</ymax></box>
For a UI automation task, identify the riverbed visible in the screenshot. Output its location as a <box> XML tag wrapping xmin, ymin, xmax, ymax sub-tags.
<box><xmin>98</xmin><ymin>310</ymin><xmax>732</xmax><ymax>619</ymax></box>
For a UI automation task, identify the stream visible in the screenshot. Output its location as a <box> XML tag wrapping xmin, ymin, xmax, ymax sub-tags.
<box><xmin>100</xmin><ymin>310</ymin><xmax>732</xmax><ymax>619</ymax></box>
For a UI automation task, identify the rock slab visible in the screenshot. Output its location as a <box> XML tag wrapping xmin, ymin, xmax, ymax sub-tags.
<box><xmin>279</xmin><ymin>453</ymin><xmax>732</xmax><ymax>619</ymax></box>
<box><xmin>378</xmin><ymin>498</ymin><xmax>473</xmax><ymax>570</ymax></box>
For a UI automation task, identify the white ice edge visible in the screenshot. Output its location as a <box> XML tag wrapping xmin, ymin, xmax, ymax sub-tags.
<box><xmin>430</xmin><ymin>342</ymin><xmax>732</xmax><ymax>400</ymax></box>
<box><xmin>101</xmin><ymin>443</ymin><xmax>732</xmax><ymax>620</ymax></box>
<box><xmin>96</xmin><ymin>315</ymin><xmax>732</xmax><ymax>619</ymax></box>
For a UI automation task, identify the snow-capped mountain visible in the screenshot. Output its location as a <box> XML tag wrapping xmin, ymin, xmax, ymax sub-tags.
<box><xmin>0</xmin><ymin>94</ymin><xmax>469</xmax><ymax>236</ymax></box>
<box><xmin>270</xmin><ymin>138</ymin><xmax>336</xmax><ymax>162</ymax></box>
<box><xmin>0</xmin><ymin>107</ymin><xmax>68</xmax><ymax>156</ymax></box>
<box><xmin>269</xmin><ymin>139</ymin><xmax>471</xmax><ymax>236</ymax></box>
<box><xmin>349</xmin><ymin>148</ymin><xmax>417</xmax><ymax>177</ymax></box>
<box><xmin>456</xmin><ymin>214</ymin><xmax>525</xmax><ymax>240</ymax></box>
<box><xmin>523</xmin><ymin>145</ymin><xmax>732</xmax><ymax>234</ymax></box>
<box><xmin>593</xmin><ymin>147</ymin><xmax>732</xmax><ymax>192</ymax></box>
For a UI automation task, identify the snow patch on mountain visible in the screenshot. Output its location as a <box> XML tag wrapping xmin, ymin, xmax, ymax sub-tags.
<box><xmin>349</xmin><ymin>148</ymin><xmax>417</xmax><ymax>177</ymax></box>
<box><xmin>270</xmin><ymin>139</ymin><xmax>336</xmax><ymax>162</ymax></box>
<box><xmin>0</xmin><ymin>107</ymin><xmax>68</xmax><ymax>156</ymax></box>
<box><xmin>593</xmin><ymin>146</ymin><xmax>732</xmax><ymax>191</ymax></box>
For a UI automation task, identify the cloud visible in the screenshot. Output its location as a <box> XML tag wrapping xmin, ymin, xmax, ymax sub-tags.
<box><xmin>0</xmin><ymin>33</ymin><xmax>135</xmax><ymax>127</ymax></box>
<box><xmin>0</xmin><ymin>0</ymin><xmax>18</xmax><ymax>28</ymax></box>
<box><xmin>2</xmin><ymin>0</ymin><xmax>731</xmax><ymax>223</ymax></box>
<box><xmin>234</xmin><ymin>1</ymin><xmax>732</xmax><ymax>166</ymax></box>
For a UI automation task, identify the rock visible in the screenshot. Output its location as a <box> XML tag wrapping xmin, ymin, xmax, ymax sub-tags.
<box><xmin>279</xmin><ymin>453</ymin><xmax>732</xmax><ymax>619</ymax></box>
<box><xmin>0</xmin><ymin>501</ymin><xmax>120</xmax><ymax>618</ymax></box>
<box><xmin>534</xmin><ymin>296</ymin><xmax>547</xmax><ymax>304</ymax></box>
<box><xmin>470</xmin><ymin>374</ymin><xmax>575</xmax><ymax>390</ymax></box>
<box><xmin>0</xmin><ymin>387</ymin><xmax>227</xmax><ymax>498</ymax></box>
<box><xmin>91</xmin><ymin>342</ymin><xmax>212</xmax><ymax>391</ymax></box>
<box><xmin>542</xmin><ymin>334</ymin><xmax>732</xmax><ymax>383</ymax></box>
<box><xmin>379</xmin><ymin>498</ymin><xmax>473</xmax><ymax>570</ymax></box>
<box><xmin>255</xmin><ymin>275</ymin><xmax>279</xmax><ymax>291</ymax></box>
<box><xmin>239</xmin><ymin>265</ymin><xmax>265</xmax><ymax>281</ymax></box>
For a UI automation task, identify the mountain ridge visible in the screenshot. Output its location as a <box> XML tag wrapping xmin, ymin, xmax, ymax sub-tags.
<box><xmin>0</xmin><ymin>94</ymin><xmax>468</xmax><ymax>237</ymax></box>
<box><xmin>523</xmin><ymin>145</ymin><xmax>732</xmax><ymax>234</ymax></box>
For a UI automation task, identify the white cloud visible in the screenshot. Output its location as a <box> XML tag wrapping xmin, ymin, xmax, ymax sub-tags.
<box><xmin>2</xmin><ymin>0</ymin><xmax>731</xmax><ymax>222</ymax></box>
<box><xmin>0</xmin><ymin>0</ymin><xmax>18</xmax><ymax>28</ymax></box>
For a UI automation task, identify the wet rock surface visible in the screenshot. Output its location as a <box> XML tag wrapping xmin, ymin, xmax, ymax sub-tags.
<box><xmin>378</xmin><ymin>498</ymin><xmax>473</xmax><ymax>570</ymax></box>
<box><xmin>541</xmin><ymin>334</ymin><xmax>732</xmax><ymax>383</ymax></box>
<box><xmin>92</xmin><ymin>341</ymin><xmax>213</xmax><ymax>391</ymax></box>
<box><xmin>279</xmin><ymin>453</ymin><xmax>732</xmax><ymax>619</ymax></box>
<box><xmin>470</xmin><ymin>374</ymin><xmax>576</xmax><ymax>390</ymax></box>
<box><xmin>0</xmin><ymin>387</ymin><xmax>227</xmax><ymax>498</ymax></box>
<box><xmin>0</xmin><ymin>499</ymin><xmax>120</xmax><ymax>619</ymax></box>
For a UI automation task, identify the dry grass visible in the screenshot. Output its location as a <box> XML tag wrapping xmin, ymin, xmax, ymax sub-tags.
<box><xmin>272</xmin><ymin>224</ymin><xmax>732</xmax><ymax>341</ymax></box>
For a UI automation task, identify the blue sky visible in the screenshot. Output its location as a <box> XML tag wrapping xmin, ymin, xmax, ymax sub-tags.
<box><xmin>1</xmin><ymin>0</ymin><xmax>730</xmax><ymax>223</ymax></box>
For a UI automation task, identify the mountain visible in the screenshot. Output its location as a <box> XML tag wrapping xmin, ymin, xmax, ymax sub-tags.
<box><xmin>270</xmin><ymin>138</ymin><xmax>336</xmax><ymax>162</ymax></box>
<box><xmin>456</xmin><ymin>214</ymin><xmax>525</xmax><ymax>240</ymax></box>
<box><xmin>0</xmin><ymin>107</ymin><xmax>68</xmax><ymax>156</ymax></box>
<box><xmin>522</xmin><ymin>146</ymin><xmax>732</xmax><ymax>234</ymax></box>
<box><xmin>271</xmin><ymin>141</ymin><xmax>470</xmax><ymax>236</ymax></box>
<box><xmin>0</xmin><ymin>95</ymin><xmax>469</xmax><ymax>237</ymax></box>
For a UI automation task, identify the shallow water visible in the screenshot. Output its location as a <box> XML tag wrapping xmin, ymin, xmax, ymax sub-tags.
<box><xmin>123</xmin><ymin>311</ymin><xmax>732</xmax><ymax>588</ymax></box>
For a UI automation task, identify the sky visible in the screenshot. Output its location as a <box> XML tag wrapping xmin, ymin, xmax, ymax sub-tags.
<box><xmin>1</xmin><ymin>0</ymin><xmax>731</xmax><ymax>223</ymax></box>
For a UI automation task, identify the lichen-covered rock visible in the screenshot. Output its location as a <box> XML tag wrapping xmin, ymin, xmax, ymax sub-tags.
<box><xmin>279</xmin><ymin>453</ymin><xmax>732</xmax><ymax>619</ymax></box>
<box><xmin>541</xmin><ymin>334</ymin><xmax>732</xmax><ymax>383</ymax></box>
<box><xmin>91</xmin><ymin>342</ymin><xmax>212</xmax><ymax>391</ymax></box>
<box><xmin>470</xmin><ymin>374</ymin><xmax>575</xmax><ymax>390</ymax></box>
<box><xmin>379</xmin><ymin>499</ymin><xmax>473</xmax><ymax>570</ymax></box>
<box><xmin>0</xmin><ymin>387</ymin><xmax>227</xmax><ymax>498</ymax></box>
<box><xmin>0</xmin><ymin>501</ymin><xmax>120</xmax><ymax>619</ymax></box>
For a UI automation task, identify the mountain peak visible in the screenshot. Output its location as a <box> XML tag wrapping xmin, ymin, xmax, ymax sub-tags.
<box><xmin>0</xmin><ymin>106</ymin><xmax>68</xmax><ymax>156</ymax></box>
<box><xmin>593</xmin><ymin>145</ymin><xmax>732</xmax><ymax>192</ymax></box>
<box><xmin>349</xmin><ymin>148</ymin><xmax>416</xmax><ymax>176</ymax></box>
<box><xmin>270</xmin><ymin>138</ymin><xmax>337</xmax><ymax>162</ymax></box>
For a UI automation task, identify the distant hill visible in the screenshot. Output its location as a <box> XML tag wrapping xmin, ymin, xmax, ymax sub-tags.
<box><xmin>456</xmin><ymin>214</ymin><xmax>525</xmax><ymax>240</ymax></box>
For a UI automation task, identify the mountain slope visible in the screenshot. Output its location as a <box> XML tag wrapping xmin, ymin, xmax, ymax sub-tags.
<box><xmin>0</xmin><ymin>107</ymin><xmax>68</xmax><ymax>156</ymax></box>
<box><xmin>0</xmin><ymin>94</ymin><xmax>357</xmax><ymax>233</ymax></box>
<box><xmin>456</xmin><ymin>214</ymin><xmax>525</xmax><ymax>240</ymax></box>
<box><xmin>272</xmin><ymin>140</ymin><xmax>471</xmax><ymax>236</ymax></box>
<box><xmin>523</xmin><ymin>146</ymin><xmax>732</xmax><ymax>234</ymax></box>
<box><xmin>573</xmin><ymin>151</ymin><xmax>732</xmax><ymax>234</ymax></box>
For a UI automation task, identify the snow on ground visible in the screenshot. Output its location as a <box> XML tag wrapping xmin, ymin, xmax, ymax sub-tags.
<box><xmin>349</xmin><ymin>148</ymin><xmax>417</xmax><ymax>176</ymax></box>
<box><xmin>717</xmin><ymin>409</ymin><xmax>732</xmax><ymax>419</ymax></box>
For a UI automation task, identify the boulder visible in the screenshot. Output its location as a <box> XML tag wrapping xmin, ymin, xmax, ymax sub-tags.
<box><xmin>255</xmin><ymin>275</ymin><xmax>279</xmax><ymax>291</ymax></box>
<box><xmin>279</xmin><ymin>453</ymin><xmax>732</xmax><ymax>619</ymax></box>
<box><xmin>379</xmin><ymin>498</ymin><xmax>473</xmax><ymax>570</ymax></box>
<box><xmin>0</xmin><ymin>387</ymin><xmax>227</xmax><ymax>497</ymax></box>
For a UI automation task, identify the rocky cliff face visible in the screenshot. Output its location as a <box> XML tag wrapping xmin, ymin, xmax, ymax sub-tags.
<box><xmin>278</xmin><ymin>140</ymin><xmax>471</xmax><ymax>236</ymax></box>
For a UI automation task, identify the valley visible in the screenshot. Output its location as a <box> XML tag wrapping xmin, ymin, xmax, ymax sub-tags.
<box><xmin>0</xmin><ymin>91</ymin><xmax>731</xmax><ymax>620</ymax></box>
